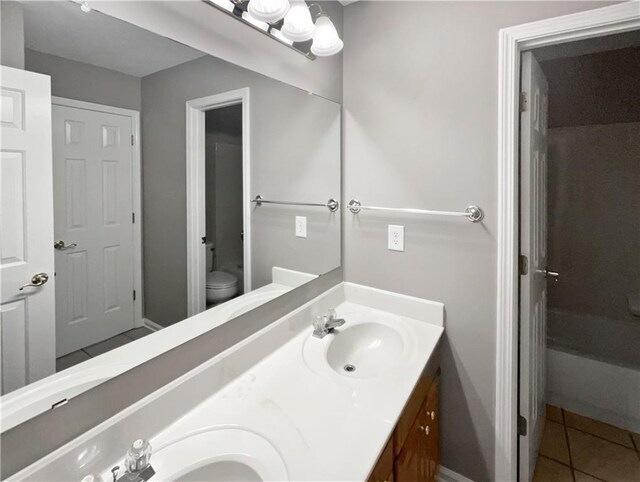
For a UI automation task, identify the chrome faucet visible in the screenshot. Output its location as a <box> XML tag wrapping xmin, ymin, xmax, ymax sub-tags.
<box><xmin>312</xmin><ymin>308</ymin><xmax>345</xmax><ymax>338</ymax></box>
<box><xmin>113</xmin><ymin>439</ymin><xmax>155</xmax><ymax>482</ymax></box>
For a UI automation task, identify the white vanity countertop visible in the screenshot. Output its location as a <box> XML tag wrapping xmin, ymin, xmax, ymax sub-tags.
<box><xmin>10</xmin><ymin>282</ymin><xmax>443</xmax><ymax>482</ymax></box>
<box><xmin>0</xmin><ymin>267</ymin><xmax>313</xmax><ymax>432</ymax></box>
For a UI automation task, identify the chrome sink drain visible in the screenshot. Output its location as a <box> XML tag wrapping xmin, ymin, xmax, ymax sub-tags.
<box><xmin>343</xmin><ymin>364</ymin><xmax>356</xmax><ymax>373</ymax></box>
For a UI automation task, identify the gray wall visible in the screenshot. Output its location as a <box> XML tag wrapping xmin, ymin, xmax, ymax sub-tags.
<box><xmin>141</xmin><ymin>56</ymin><xmax>340</xmax><ymax>327</ymax></box>
<box><xmin>342</xmin><ymin>2</ymin><xmax>616</xmax><ymax>479</ymax></box>
<box><xmin>24</xmin><ymin>49</ymin><xmax>141</xmax><ymax>111</ymax></box>
<box><xmin>0</xmin><ymin>1</ymin><xmax>24</xmax><ymax>69</ymax></box>
<box><xmin>542</xmin><ymin>47</ymin><xmax>640</xmax><ymax>128</ymax></box>
<box><xmin>547</xmin><ymin>123</ymin><xmax>640</xmax><ymax>367</ymax></box>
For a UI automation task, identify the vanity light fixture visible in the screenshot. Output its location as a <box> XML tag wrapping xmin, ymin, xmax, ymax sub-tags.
<box><xmin>204</xmin><ymin>0</ymin><xmax>343</xmax><ymax>58</ymax></box>
<box><xmin>247</xmin><ymin>0</ymin><xmax>290</xmax><ymax>23</ymax></box>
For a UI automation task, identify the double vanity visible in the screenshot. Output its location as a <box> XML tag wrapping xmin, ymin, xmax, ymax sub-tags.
<box><xmin>9</xmin><ymin>283</ymin><xmax>444</xmax><ymax>481</ymax></box>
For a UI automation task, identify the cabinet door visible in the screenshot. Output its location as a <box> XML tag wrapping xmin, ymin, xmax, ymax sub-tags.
<box><xmin>395</xmin><ymin>403</ymin><xmax>430</xmax><ymax>481</ymax></box>
<box><xmin>425</xmin><ymin>379</ymin><xmax>440</xmax><ymax>481</ymax></box>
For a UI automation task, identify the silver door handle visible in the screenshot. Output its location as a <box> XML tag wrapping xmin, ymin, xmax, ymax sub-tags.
<box><xmin>537</xmin><ymin>268</ymin><xmax>559</xmax><ymax>281</ymax></box>
<box><xmin>19</xmin><ymin>273</ymin><xmax>49</xmax><ymax>290</ymax></box>
<box><xmin>54</xmin><ymin>240</ymin><xmax>77</xmax><ymax>250</ymax></box>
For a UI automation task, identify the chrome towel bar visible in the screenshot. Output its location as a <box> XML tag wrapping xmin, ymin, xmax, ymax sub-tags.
<box><xmin>347</xmin><ymin>199</ymin><xmax>484</xmax><ymax>223</ymax></box>
<box><xmin>251</xmin><ymin>195</ymin><xmax>339</xmax><ymax>213</ymax></box>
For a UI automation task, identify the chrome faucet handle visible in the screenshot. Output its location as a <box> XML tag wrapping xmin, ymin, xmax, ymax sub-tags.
<box><xmin>326</xmin><ymin>308</ymin><xmax>338</xmax><ymax>320</ymax></box>
<box><xmin>125</xmin><ymin>439</ymin><xmax>152</xmax><ymax>474</ymax></box>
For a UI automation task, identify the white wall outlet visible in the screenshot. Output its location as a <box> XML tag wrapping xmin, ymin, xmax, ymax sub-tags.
<box><xmin>295</xmin><ymin>216</ymin><xmax>307</xmax><ymax>238</ymax></box>
<box><xmin>388</xmin><ymin>224</ymin><xmax>404</xmax><ymax>252</ymax></box>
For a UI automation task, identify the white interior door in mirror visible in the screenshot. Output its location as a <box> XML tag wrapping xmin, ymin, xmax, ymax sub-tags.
<box><xmin>0</xmin><ymin>66</ymin><xmax>56</xmax><ymax>394</ymax></box>
<box><xmin>53</xmin><ymin>104</ymin><xmax>135</xmax><ymax>356</ymax></box>
<box><xmin>519</xmin><ymin>51</ymin><xmax>549</xmax><ymax>482</ymax></box>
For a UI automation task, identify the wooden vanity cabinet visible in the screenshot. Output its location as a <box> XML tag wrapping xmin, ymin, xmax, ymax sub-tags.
<box><xmin>367</xmin><ymin>352</ymin><xmax>440</xmax><ymax>482</ymax></box>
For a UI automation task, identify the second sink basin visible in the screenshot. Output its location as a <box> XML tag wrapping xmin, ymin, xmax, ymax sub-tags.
<box><xmin>106</xmin><ymin>428</ymin><xmax>288</xmax><ymax>482</ymax></box>
<box><xmin>303</xmin><ymin>311</ymin><xmax>416</xmax><ymax>380</ymax></box>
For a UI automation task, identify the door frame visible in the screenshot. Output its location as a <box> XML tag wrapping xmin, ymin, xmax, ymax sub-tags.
<box><xmin>51</xmin><ymin>97</ymin><xmax>143</xmax><ymax>329</ymax></box>
<box><xmin>185</xmin><ymin>88</ymin><xmax>251</xmax><ymax>317</ymax></box>
<box><xmin>494</xmin><ymin>3</ymin><xmax>640</xmax><ymax>480</ymax></box>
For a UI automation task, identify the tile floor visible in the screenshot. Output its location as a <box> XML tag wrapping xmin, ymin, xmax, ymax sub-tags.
<box><xmin>534</xmin><ymin>405</ymin><xmax>640</xmax><ymax>482</ymax></box>
<box><xmin>55</xmin><ymin>327</ymin><xmax>154</xmax><ymax>372</ymax></box>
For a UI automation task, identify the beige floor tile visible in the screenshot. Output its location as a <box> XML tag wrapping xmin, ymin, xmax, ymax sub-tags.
<box><xmin>539</xmin><ymin>420</ymin><xmax>570</xmax><ymax>464</ymax></box>
<box><xmin>569</xmin><ymin>428</ymin><xmax>640</xmax><ymax>481</ymax></box>
<box><xmin>533</xmin><ymin>457</ymin><xmax>573</xmax><ymax>482</ymax></box>
<box><xmin>564</xmin><ymin>411</ymin><xmax>634</xmax><ymax>448</ymax></box>
<box><xmin>574</xmin><ymin>470</ymin><xmax>602</xmax><ymax>482</ymax></box>
<box><xmin>547</xmin><ymin>404</ymin><xmax>564</xmax><ymax>424</ymax></box>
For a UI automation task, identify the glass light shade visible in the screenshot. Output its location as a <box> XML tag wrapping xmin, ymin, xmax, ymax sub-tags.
<box><xmin>281</xmin><ymin>1</ymin><xmax>315</xmax><ymax>42</ymax></box>
<box><xmin>247</xmin><ymin>0</ymin><xmax>290</xmax><ymax>24</ymax></box>
<box><xmin>310</xmin><ymin>15</ymin><xmax>343</xmax><ymax>57</ymax></box>
<box><xmin>271</xmin><ymin>28</ymin><xmax>294</xmax><ymax>45</ymax></box>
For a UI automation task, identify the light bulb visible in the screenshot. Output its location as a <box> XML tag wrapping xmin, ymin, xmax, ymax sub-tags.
<box><xmin>311</xmin><ymin>14</ymin><xmax>343</xmax><ymax>57</ymax></box>
<box><xmin>281</xmin><ymin>1</ymin><xmax>315</xmax><ymax>42</ymax></box>
<box><xmin>247</xmin><ymin>0</ymin><xmax>290</xmax><ymax>24</ymax></box>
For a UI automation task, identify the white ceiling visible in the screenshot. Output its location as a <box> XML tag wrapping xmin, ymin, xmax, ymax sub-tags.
<box><xmin>22</xmin><ymin>1</ymin><xmax>206</xmax><ymax>78</ymax></box>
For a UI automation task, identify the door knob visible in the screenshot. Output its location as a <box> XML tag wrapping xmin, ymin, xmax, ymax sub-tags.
<box><xmin>19</xmin><ymin>273</ymin><xmax>49</xmax><ymax>290</ymax></box>
<box><xmin>54</xmin><ymin>240</ymin><xmax>77</xmax><ymax>250</ymax></box>
<box><xmin>537</xmin><ymin>268</ymin><xmax>559</xmax><ymax>282</ymax></box>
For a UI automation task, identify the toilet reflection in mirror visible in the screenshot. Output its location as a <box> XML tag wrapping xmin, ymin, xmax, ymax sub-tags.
<box><xmin>0</xmin><ymin>0</ymin><xmax>340</xmax><ymax>431</ymax></box>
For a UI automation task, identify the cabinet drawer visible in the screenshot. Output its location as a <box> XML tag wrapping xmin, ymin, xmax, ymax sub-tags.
<box><xmin>393</xmin><ymin>345</ymin><xmax>440</xmax><ymax>456</ymax></box>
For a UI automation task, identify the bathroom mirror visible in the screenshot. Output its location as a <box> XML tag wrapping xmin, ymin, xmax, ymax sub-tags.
<box><xmin>0</xmin><ymin>0</ymin><xmax>341</xmax><ymax>431</ymax></box>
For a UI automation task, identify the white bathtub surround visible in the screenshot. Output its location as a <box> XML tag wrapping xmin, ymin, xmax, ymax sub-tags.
<box><xmin>0</xmin><ymin>269</ymin><xmax>310</xmax><ymax>432</ymax></box>
<box><xmin>8</xmin><ymin>282</ymin><xmax>444</xmax><ymax>481</ymax></box>
<box><xmin>547</xmin><ymin>347</ymin><xmax>640</xmax><ymax>434</ymax></box>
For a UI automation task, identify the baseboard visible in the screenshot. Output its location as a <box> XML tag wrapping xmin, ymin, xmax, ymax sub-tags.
<box><xmin>438</xmin><ymin>466</ymin><xmax>476</xmax><ymax>482</ymax></box>
<box><xmin>142</xmin><ymin>318</ymin><xmax>163</xmax><ymax>332</ymax></box>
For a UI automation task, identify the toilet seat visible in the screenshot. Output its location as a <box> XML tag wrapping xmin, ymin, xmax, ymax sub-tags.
<box><xmin>206</xmin><ymin>271</ymin><xmax>237</xmax><ymax>289</ymax></box>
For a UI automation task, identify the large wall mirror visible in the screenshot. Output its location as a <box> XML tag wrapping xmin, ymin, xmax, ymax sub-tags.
<box><xmin>0</xmin><ymin>1</ymin><xmax>341</xmax><ymax>431</ymax></box>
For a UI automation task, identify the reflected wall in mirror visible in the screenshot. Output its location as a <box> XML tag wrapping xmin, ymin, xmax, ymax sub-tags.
<box><xmin>0</xmin><ymin>0</ymin><xmax>340</xmax><ymax>431</ymax></box>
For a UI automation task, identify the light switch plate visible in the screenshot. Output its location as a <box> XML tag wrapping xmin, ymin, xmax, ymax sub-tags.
<box><xmin>295</xmin><ymin>216</ymin><xmax>307</xmax><ymax>238</ymax></box>
<box><xmin>388</xmin><ymin>224</ymin><xmax>404</xmax><ymax>251</ymax></box>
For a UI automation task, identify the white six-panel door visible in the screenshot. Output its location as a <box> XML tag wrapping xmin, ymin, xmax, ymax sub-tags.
<box><xmin>52</xmin><ymin>102</ymin><xmax>135</xmax><ymax>356</ymax></box>
<box><xmin>519</xmin><ymin>51</ymin><xmax>549</xmax><ymax>481</ymax></box>
<box><xmin>0</xmin><ymin>66</ymin><xmax>56</xmax><ymax>394</ymax></box>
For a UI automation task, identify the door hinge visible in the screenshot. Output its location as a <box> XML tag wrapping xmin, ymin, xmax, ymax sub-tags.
<box><xmin>133</xmin><ymin>289</ymin><xmax>136</xmax><ymax>301</ymax></box>
<box><xmin>519</xmin><ymin>92</ymin><xmax>528</xmax><ymax>112</ymax></box>
<box><xmin>518</xmin><ymin>415</ymin><xmax>528</xmax><ymax>436</ymax></box>
<box><xmin>519</xmin><ymin>255</ymin><xmax>529</xmax><ymax>276</ymax></box>
<box><xmin>131</xmin><ymin>134</ymin><xmax>135</xmax><ymax>146</ymax></box>
<box><xmin>132</xmin><ymin>212</ymin><xmax>135</xmax><ymax>224</ymax></box>
<box><xmin>201</xmin><ymin>236</ymin><xmax>207</xmax><ymax>244</ymax></box>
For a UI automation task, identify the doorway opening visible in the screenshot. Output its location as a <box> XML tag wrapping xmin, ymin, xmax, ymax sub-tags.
<box><xmin>519</xmin><ymin>35</ymin><xmax>640</xmax><ymax>481</ymax></box>
<box><xmin>204</xmin><ymin>105</ymin><xmax>244</xmax><ymax>307</ymax></box>
<box><xmin>495</xmin><ymin>3</ymin><xmax>640</xmax><ymax>481</ymax></box>
<box><xmin>186</xmin><ymin>89</ymin><xmax>251</xmax><ymax>317</ymax></box>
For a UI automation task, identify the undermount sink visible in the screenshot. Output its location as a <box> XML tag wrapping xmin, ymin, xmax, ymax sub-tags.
<box><xmin>303</xmin><ymin>312</ymin><xmax>415</xmax><ymax>380</ymax></box>
<box><xmin>107</xmin><ymin>429</ymin><xmax>288</xmax><ymax>482</ymax></box>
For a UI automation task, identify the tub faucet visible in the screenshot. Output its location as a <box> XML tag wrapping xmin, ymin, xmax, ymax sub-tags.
<box><xmin>313</xmin><ymin>308</ymin><xmax>345</xmax><ymax>338</ymax></box>
<box><xmin>114</xmin><ymin>439</ymin><xmax>155</xmax><ymax>482</ymax></box>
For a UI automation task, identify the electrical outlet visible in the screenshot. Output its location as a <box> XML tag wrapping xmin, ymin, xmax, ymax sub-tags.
<box><xmin>388</xmin><ymin>224</ymin><xmax>404</xmax><ymax>252</ymax></box>
<box><xmin>295</xmin><ymin>216</ymin><xmax>307</xmax><ymax>238</ymax></box>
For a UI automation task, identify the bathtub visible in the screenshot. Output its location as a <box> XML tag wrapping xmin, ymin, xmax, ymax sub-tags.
<box><xmin>547</xmin><ymin>309</ymin><xmax>640</xmax><ymax>433</ymax></box>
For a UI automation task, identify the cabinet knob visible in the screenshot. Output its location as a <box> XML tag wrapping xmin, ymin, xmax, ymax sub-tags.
<box><xmin>419</xmin><ymin>425</ymin><xmax>430</xmax><ymax>435</ymax></box>
<box><xmin>431</xmin><ymin>410</ymin><xmax>436</xmax><ymax>420</ymax></box>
